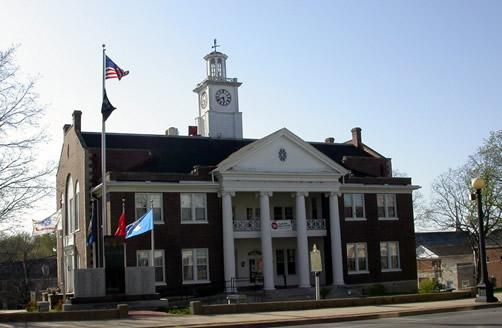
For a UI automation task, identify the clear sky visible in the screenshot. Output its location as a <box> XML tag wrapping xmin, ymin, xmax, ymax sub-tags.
<box><xmin>1</xmin><ymin>0</ymin><xmax>501</xmax><ymax>231</ymax></box>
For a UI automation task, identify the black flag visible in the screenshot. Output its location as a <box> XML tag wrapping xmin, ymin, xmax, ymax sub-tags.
<box><xmin>101</xmin><ymin>90</ymin><xmax>116</xmax><ymax>122</ymax></box>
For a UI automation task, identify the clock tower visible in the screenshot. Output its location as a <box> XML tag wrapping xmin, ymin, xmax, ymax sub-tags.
<box><xmin>193</xmin><ymin>40</ymin><xmax>243</xmax><ymax>139</ymax></box>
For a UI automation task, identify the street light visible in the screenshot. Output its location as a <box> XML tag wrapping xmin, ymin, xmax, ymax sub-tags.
<box><xmin>471</xmin><ymin>177</ymin><xmax>498</xmax><ymax>302</ymax></box>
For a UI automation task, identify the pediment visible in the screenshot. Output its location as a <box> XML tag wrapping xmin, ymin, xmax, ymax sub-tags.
<box><xmin>215</xmin><ymin>128</ymin><xmax>349</xmax><ymax>175</ymax></box>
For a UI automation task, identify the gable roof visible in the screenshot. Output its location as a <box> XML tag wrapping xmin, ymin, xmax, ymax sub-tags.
<box><xmin>214</xmin><ymin>128</ymin><xmax>350</xmax><ymax>175</ymax></box>
<box><xmin>80</xmin><ymin>131</ymin><xmax>372</xmax><ymax>175</ymax></box>
<box><xmin>415</xmin><ymin>231</ymin><xmax>472</xmax><ymax>256</ymax></box>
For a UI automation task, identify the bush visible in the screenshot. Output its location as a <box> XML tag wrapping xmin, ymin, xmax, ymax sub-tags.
<box><xmin>25</xmin><ymin>301</ymin><xmax>37</xmax><ymax>312</ymax></box>
<box><xmin>418</xmin><ymin>279</ymin><xmax>437</xmax><ymax>294</ymax></box>
<box><xmin>168</xmin><ymin>307</ymin><xmax>190</xmax><ymax>315</ymax></box>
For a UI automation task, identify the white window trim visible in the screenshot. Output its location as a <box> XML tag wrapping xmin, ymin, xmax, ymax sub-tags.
<box><xmin>135</xmin><ymin>193</ymin><xmax>164</xmax><ymax>224</ymax></box>
<box><xmin>377</xmin><ymin>194</ymin><xmax>399</xmax><ymax>220</ymax></box>
<box><xmin>380</xmin><ymin>241</ymin><xmax>401</xmax><ymax>271</ymax></box>
<box><xmin>180</xmin><ymin>193</ymin><xmax>208</xmax><ymax>224</ymax></box>
<box><xmin>347</xmin><ymin>242</ymin><xmax>369</xmax><ymax>274</ymax></box>
<box><xmin>136</xmin><ymin>249</ymin><xmax>166</xmax><ymax>285</ymax></box>
<box><xmin>344</xmin><ymin>194</ymin><xmax>366</xmax><ymax>221</ymax></box>
<box><xmin>182</xmin><ymin>248</ymin><xmax>210</xmax><ymax>284</ymax></box>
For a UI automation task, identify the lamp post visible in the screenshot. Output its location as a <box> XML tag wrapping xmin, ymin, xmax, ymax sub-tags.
<box><xmin>471</xmin><ymin>177</ymin><xmax>498</xmax><ymax>302</ymax></box>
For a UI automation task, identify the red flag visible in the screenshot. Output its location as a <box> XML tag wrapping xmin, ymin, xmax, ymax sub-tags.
<box><xmin>114</xmin><ymin>212</ymin><xmax>126</xmax><ymax>238</ymax></box>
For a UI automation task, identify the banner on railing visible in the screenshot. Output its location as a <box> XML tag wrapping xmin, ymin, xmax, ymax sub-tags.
<box><xmin>271</xmin><ymin>220</ymin><xmax>292</xmax><ymax>232</ymax></box>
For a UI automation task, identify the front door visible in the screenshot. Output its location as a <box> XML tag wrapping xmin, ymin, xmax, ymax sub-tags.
<box><xmin>249</xmin><ymin>257</ymin><xmax>263</xmax><ymax>283</ymax></box>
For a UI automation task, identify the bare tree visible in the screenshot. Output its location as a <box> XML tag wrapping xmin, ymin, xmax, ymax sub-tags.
<box><xmin>0</xmin><ymin>47</ymin><xmax>54</xmax><ymax>229</ymax></box>
<box><xmin>427</xmin><ymin>130</ymin><xmax>502</xmax><ymax>281</ymax></box>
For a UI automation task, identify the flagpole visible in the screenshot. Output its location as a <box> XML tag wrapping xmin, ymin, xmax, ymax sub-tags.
<box><xmin>91</xmin><ymin>199</ymin><xmax>97</xmax><ymax>268</ymax></box>
<box><xmin>101</xmin><ymin>44</ymin><xmax>107</xmax><ymax>269</ymax></box>
<box><xmin>150</xmin><ymin>201</ymin><xmax>155</xmax><ymax>270</ymax></box>
<box><xmin>122</xmin><ymin>198</ymin><xmax>127</xmax><ymax>269</ymax></box>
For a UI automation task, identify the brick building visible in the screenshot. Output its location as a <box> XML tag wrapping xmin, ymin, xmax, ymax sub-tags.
<box><xmin>56</xmin><ymin>45</ymin><xmax>419</xmax><ymax>297</ymax></box>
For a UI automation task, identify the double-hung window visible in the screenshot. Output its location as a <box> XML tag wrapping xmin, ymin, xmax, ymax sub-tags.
<box><xmin>346</xmin><ymin>242</ymin><xmax>368</xmax><ymax>273</ymax></box>
<box><xmin>181</xmin><ymin>193</ymin><xmax>207</xmax><ymax>223</ymax></box>
<box><xmin>136</xmin><ymin>249</ymin><xmax>166</xmax><ymax>284</ymax></box>
<box><xmin>377</xmin><ymin>194</ymin><xmax>397</xmax><ymax>219</ymax></box>
<box><xmin>135</xmin><ymin>193</ymin><xmax>163</xmax><ymax>223</ymax></box>
<box><xmin>343</xmin><ymin>194</ymin><xmax>365</xmax><ymax>220</ymax></box>
<box><xmin>182</xmin><ymin>248</ymin><xmax>209</xmax><ymax>283</ymax></box>
<box><xmin>380</xmin><ymin>241</ymin><xmax>400</xmax><ymax>271</ymax></box>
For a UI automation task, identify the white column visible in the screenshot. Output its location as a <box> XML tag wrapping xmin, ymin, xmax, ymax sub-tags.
<box><xmin>329</xmin><ymin>192</ymin><xmax>344</xmax><ymax>285</ymax></box>
<box><xmin>222</xmin><ymin>192</ymin><xmax>236</xmax><ymax>292</ymax></box>
<box><xmin>295</xmin><ymin>192</ymin><xmax>311</xmax><ymax>288</ymax></box>
<box><xmin>260</xmin><ymin>191</ymin><xmax>275</xmax><ymax>290</ymax></box>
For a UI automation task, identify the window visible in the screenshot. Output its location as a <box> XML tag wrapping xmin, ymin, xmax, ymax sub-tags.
<box><xmin>310</xmin><ymin>198</ymin><xmax>318</xmax><ymax>219</ymax></box>
<box><xmin>135</xmin><ymin>193</ymin><xmax>163</xmax><ymax>223</ymax></box>
<box><xmin>65</xmin><ymin>175</ymin><xmax>74</xmax><ymax>234</ymax></box>
<box><xmin>273</xmin><ymin>207</ymin><xmax>294</xmax><ymax>220</ymax></box>
<box><xmin>276</xmin><ymin>249</ymin><xmax>285</xmax><ymax>275</ymax></box>
<box><xmin>246</xmin><ymin>208</ymin><xmax>253</xmax><ymax>220</ymax></box>
<box><xmin>346</xmin><ymin>243</ymin><xmax>368</xmax><ymax>273</ymax></box>
<box><xmin>377</xmin><ymin>194</ymin><xmax>398</xmax><ymax>219</ymax></box>
<box><xmin>274</xmin><ymin>207</ymin><xmax>282</xmax><ymax>220</ymax></box>
<box><xmin>181</xmin><ymin>193</ymin><xmax>207</xmax><ymax>223</ymax></box>
<box><xmin>380</xmin><ymin>241</ymin><xmax>400</xmax><ymax>271</ymax></box>
<box><xmin>136</xmin><ymin>250</ymin><xmax>165</xmax><ymax>284</ymax></box>
<box><xmin>343</xmin><ymin>194</ymin><xmax>365</xmax><ymax>220</ymax></box>
<box><xmin>182</xmin><ymin>248</ymin><xmax>209</xmax><ymax>283</ymax></box>
<box><xmin>287</xmin><ymin>249</ymin><xmax>296</xmax><ymax>274</ymax></box>
<box><xmin>74</xmin><ymin>181</ymin><xmax>80</xmax><ymax>231</ymax></box>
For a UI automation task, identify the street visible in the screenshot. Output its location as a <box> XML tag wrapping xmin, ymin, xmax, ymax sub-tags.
<box><xmin>279</xmin><ymin>307</ymin><xmax>502</xmax><ymax>327</ymax></box>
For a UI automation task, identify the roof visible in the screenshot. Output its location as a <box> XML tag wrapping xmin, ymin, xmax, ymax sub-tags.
<box><xmin>80</xmin><ymin>132</ymin><xmax>372</xmax><ymax>174</ymax></box>
<box><xmin>415</xmin><ymin>231</ymin><xmax>472</xmax><ymax>256</ymax></box>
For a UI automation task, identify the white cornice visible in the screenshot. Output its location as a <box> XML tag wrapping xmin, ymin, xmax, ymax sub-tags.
<box><xmin>340</xmin><ymin>183</ymin><xmax>420</xmax><ymax>194</ymax></box>
<box><xmin>91</xmin><ymin>181</ymin><xmax>219</xmax><ymax>196</ymax></box>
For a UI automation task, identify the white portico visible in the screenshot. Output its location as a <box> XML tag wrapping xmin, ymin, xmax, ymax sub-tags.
<box><xmin>213</xmin><ymin>128</ymin><xmax>349</xmax><ymax>291</ymax></box>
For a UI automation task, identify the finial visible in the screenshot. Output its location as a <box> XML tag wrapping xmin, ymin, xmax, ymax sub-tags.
<box><xmin>212</xmin><ymin>39</ymin><xmax>220</xmax><ymax>52</ymax></box>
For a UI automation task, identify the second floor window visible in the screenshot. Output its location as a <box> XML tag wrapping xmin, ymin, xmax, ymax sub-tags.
<box><xmin>343</xmin><ymin>194</ymin><xmax>365</xmax><ymax>219</ymax></box>
<box><xmin>181</xmin><ymin>193</ymin><xmax>207</xmax><ymax>223</ymax></box>
<box><xmin>135</xmin><ymin>193</ymin><xmax>163</xmax><ymax>223</ymax></box>
<box><xmin>377</xmin><ymin>194</ymin><xmax>397</xmax><ymax>219</ymax></box>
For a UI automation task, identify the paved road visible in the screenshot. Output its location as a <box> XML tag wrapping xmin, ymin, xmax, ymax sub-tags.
<box><xmin>278</xmin><ymin>307</ymin><xmax>502</xmax><ymax>327</ymax></box>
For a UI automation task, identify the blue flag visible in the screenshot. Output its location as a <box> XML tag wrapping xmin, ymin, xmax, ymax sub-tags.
<box><xmin>86</xmin><ymin>203</ymin><xmax>97</xmax><ymax>246</ymax></box>
<box><xmin>126</xmin><ymin>209</ymin><xmax>153</xmax><ymax>239</ymax></box>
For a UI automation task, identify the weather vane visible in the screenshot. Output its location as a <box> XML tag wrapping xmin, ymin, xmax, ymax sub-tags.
<box><xmin>212</xmin><ymin>39</ymin><xmax>220</xmax><ymax>52</ymax></box>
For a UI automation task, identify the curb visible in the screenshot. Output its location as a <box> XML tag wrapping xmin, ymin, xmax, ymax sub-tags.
<box><xmin>139</xmin><ymin>302</ymin><xmax>502</xmax><ymax>328</ymax></box>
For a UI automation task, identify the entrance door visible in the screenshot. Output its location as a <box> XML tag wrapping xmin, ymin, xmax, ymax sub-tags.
<box><xmin>249</xmin><ymin>257</ymin><xmax>263</xmax><ymax>283</ymax></box>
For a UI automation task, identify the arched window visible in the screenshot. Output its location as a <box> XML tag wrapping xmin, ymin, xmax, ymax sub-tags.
<box><xmin>210</xmin><ymin>59</ymin><xmax>216</xmax><ymax>76</ymax></box>
<box><xmin>74</xmin><ymin>181</ymin><xmax>80</xmax><ymax>231</ymax></box>
<box><xmin>216</xmin><ymin>59</ymin><xmax>222</xmax><ymax>77</ymax></box>
<box><xmin>66</xmin><ymin>176</ymin><xmax>74</xmax><ymax>234</ymax></box>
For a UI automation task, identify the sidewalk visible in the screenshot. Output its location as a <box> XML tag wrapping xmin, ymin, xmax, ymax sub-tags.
<box><xmin>1</xmin><ymin>293</ymin><xmax>501</xmax><ymax>328</ymax></box>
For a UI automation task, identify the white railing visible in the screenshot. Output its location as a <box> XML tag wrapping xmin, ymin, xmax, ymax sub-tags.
<box><xmin>233</xmin><ymin>219</ymin><xmax>326</xmax><ymax>231</ymax></box>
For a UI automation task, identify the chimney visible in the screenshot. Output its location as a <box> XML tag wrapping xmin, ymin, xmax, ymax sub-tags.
<box><xmin>63</xmin><ymin>124</ymin><xmax>71</xmax><ymax>135</ymax></box>
<box><xmin>325</xmin><ymin>137</ymin><xmax>335</xmax><ymax>143</ymax></box>
<box><xmin>166</xmin><ymin>127</ymin><xmax>179</xmax><ymax>136</ymax></box>
<box><xmin>188</xmin><ymin>126</ymin><xmax>198</xmax><ymax>136</ymax></box>
<box><xmin>351</xmin><ymin>127</ymin><xmax>362</xmax><ymax>149</ymax></box>
<box><xmin>72</xmin><ymin>110</ymin><xmax>82</xmax><ymax>133</ymax></box>
<box><xmin>350</xmin><ymin>127</ymin><xmax>363</xmax><ymax>149</ymax></box>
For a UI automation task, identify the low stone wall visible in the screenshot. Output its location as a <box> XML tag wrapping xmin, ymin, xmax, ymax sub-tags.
<box><xmin>191</xmin><ymin>291</ymin><xmax>475</xmax><ymax>315</ymax></box>
<box><xmin>0</xmin><ymin>304</ymin><xmax>128</xmax><ymax>322</ymax></box>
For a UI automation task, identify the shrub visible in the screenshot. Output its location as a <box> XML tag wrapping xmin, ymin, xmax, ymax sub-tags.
<box><xmin>418</xmin><ymin>279</ymin><xmax>437</xmax><ymax>294</ymax></box>
<box><xmin>25</xmin><ymin>301</ymin><xmax>37</xmax><ymax>312</ymax></box>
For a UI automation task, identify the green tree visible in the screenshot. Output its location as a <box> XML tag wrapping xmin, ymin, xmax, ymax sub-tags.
<box><xmin>0</xmin><ymin>46</ymin><xmax>53</xmax><ymax>230</ymax></box>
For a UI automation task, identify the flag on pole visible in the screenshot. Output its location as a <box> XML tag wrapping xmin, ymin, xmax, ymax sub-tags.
<box><xmin>114</xmin><ymin>211</ymin><xmax>126</xmax><ymax>238</ymax></box>
<box><xmin>105</xmin><ymin>56</ymin><xmax>129</xmax><ymax>80</ymax></box>
<box><xmin>87</xmin><ymin>203</ymin><xmax>97</xmax><ymax>246</ymax></box>
<box><xmin>101</xmin><ymin>89</ymin><xmax>116</xmax><ymax>121</ymax></box>
<box><xmin>125</xmin><ymin>209</ymin><xmax>153</xmax><ymax>239</ymax></box>
<box><xmin>32</xmin><ymin>210</ymin><xmax>61</xmax><ymax>236</ymax></box>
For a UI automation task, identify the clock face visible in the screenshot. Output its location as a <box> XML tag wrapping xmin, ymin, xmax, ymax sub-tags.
<box><xmin>215</xmin><ymin>89</ymin><xmax>232</xmax><ymax>106</ymax></box>
<box><xmin>200</xmin><ymin>91</ymin><xmax>207</xmax><ymax>109</ymax></box>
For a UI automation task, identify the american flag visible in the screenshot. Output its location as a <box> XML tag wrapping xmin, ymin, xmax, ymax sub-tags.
<box><xmin>105</xmin><ymin>56</ymin><xmax>129</xmax><ymax>80</ymax></box>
